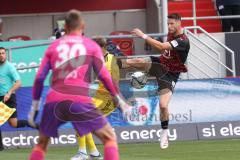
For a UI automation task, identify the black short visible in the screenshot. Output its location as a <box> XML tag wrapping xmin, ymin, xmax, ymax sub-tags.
<box><xmin>148</xmin><ymin>56</ymin><xmax>180</xmax><ymax>92</ymax></box>
<box><xmin>0</xmin><ymin>94</ymin><xmax>17</xmax><ymax>118</ymax></box>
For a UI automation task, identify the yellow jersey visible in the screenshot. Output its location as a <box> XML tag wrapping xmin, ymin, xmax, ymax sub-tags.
<box><xmin>92</xmin><ymin>53</ymin><xmax>120</xmax><ymax>115</ymax></box>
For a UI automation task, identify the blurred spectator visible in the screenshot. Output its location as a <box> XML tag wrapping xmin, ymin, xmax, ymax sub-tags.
<box><xmin>54</xmin><ymin>27</ymin><xmax>65</xmax><ymax>39</ymax></box>
<box><xmin>216</xmin><ymin>0</ymin><xmax>240</xmax><ymax>32</ymax></box>
<box><xmin>106</xmin><ymin>39</ymin><xmax>124</xmax><ymax>56</ymax></box>
<box><xmin>53</xmin><ymin>19</ymin><xmax>65</xmax><ymax>39</ymax></box>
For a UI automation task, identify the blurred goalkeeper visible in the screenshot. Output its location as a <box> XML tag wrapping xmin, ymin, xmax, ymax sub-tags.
<box><xmin>119</xmin><ymin>13</ymin><xmax>190</xmax><ymax>149</ymax></box>
<box><xmin>71</xmin><ymin>37</ymin><xmax>120</xmax><ymax>160</ymax></box>
<box><xmin>28</xmin><ymin>10</ymin><xmax>131</xmax><ymax>160</ymax></box>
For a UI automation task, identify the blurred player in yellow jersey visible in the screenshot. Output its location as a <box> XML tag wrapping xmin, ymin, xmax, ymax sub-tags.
<box><xmin>71</xmin><ymin>37</ymin><xmax>120</xmax><ymax>160</ymax></box>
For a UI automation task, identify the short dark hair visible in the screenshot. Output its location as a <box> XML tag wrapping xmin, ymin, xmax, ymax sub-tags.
<box><xmin>168</xmin><ymin>13</ymin><xmax>181</xmax><ymax>21</ymax></box>
<box><xmin>0</xmin><ymin>47</ymin><xmax>6</xmax><ymax>51</ymax></box>
<box><xmin>65</xmin><ymin>9</ymin><xmax>83</xmax><ymax>30</ymax></box>
<box><xmin>94</xmin><ymin>37</ymin><xmax>107</xmax><ymax>48</ymax></box>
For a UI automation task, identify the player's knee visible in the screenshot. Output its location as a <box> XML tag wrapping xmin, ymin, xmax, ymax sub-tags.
<box><xmin>101</xmin><ymin>129</ymin><xmax>117</xmax><ymax>144</ymax></box>
<box><xmin>105</xmin><ymin>130</ymin><xmax>116</xmax><ymax>142</ymax></box>
<box><xmin>159</xmin><ymin>102</ymin><xmax>168</xmax><ymax>111</ymax></box>
<box><xmin>8</xmin><ymin>120</ymin><xmax>17</xmax><ymax>128</ymax></box>
<box><xmin>103</xmin><ymin>135</ymin><xmax>117</xmax><ymax>145</ymax></box>
<box><xmin>110</xmin><ymin>130</ymin><xmax>117</xmax><ymax>141</ymax></box>
<box><xmin>135</xmin><ymin>58</ymin><xmax>145</xmax><ymax>64</ymax></box>
<box><xmin>37</xmin><ymin>135</ymin><xmax>50</xmax><ymax>152</ymax></box>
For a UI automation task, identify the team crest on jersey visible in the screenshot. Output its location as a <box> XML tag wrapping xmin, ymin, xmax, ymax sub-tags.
<box><xmin>170</xmin><ymin>40</ymin><xmax>178</xmax><ymax>48</ymax></box>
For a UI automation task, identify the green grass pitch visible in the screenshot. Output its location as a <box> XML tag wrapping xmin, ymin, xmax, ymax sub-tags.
<box><xmin>1</xmin><ymin>139</ymin><xmax>240</xmax><ymax>160</ymax></box>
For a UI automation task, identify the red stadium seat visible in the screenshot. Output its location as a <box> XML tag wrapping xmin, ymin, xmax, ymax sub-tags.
<box><xmin>110</xmin><ymin>31</ymin><xmax>134</xmax><ymax>56</ymax></box>
<box><xmin>8</xmin><ymin>35</ymin><xmax>31</xmax><ymax>41</ymax></box>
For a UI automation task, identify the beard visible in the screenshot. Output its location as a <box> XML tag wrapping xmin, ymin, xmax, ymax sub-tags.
<box><xmin>168</xmin><ymin>29</ymin><xmax>176</xmax><ymax>34</ymax></box>
<box><xmin>0</xmin><ymin>58</ymin><xmax>6</xmax><ymax>64</ymax></box>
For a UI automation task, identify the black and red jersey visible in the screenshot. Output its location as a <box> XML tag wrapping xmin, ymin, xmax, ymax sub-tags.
<box><xmin>159</xmin><ymin>33</ymin><xmax>190</xmax><ymax>73</ymax></box>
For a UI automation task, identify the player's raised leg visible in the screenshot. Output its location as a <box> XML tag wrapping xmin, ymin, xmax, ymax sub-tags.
<box><xmin>120</xmin><ymin>57</ymin><xmax>151</xmax><ymax>71</ymax></box>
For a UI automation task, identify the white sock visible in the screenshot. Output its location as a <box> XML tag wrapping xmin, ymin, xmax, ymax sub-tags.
<box><xmin>78</xmin><ymin>148</ymin><xmax>87</xmax><ymax>154</ymax></box>
<box><xmin>90</xmin><ymin>149</ymin><xmax>100</xmax><ymax>156</ymax></box>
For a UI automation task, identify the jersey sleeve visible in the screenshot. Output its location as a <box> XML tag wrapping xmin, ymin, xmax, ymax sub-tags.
<box><xmin>9</xmin><ymin>64</ymin><xmax>20</xmax><ymax>82</ymax></box>
<box><xmin>110</xmin><ymin>56</ymin><xmax>120</xmax><ymax>83</ymax></box>
<box><xmin>32</xmin><ymin>47</ymin><xmax>51</xmax><ymax>100</ymax></box>
<box><xmin>92</xmin><ymin>43</ymin><xmax>119</xmax><ymax>96</ymax></box>
<box><xmin>169</xmin><ymin>38</ymin><xmax>189</xmax><ymax>52</ymax></box>
<box><xmin>97</xmin><ymin>55</ymin><xmax>120</xmax><ymax>93</ymax></box>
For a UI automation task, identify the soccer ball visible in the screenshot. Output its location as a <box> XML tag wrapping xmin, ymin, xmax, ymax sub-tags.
<box><xmin>130</xmin><ymin>71</ymin><xmax>147</xmax><ymax>89</ymax></box>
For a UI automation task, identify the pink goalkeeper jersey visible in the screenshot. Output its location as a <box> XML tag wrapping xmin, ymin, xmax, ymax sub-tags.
<box><xmin>32</xmin><ymin>34</ymin><xmax>119</xmax><ymax>103</ymax></box>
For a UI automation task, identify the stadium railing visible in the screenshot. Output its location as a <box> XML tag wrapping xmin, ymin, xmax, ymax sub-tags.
<box><xmin>5</xmin><ymin>26</ymin><xmax>236</xmax><ymax>80</ymax></box>
<box><xmin>184</xmin><ymin>26</ymin><xmax>236</xmax><ymax>78</ymax></box>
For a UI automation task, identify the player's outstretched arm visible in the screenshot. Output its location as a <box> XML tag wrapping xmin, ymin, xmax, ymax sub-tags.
<box><xmin>132</xmin><ymin>28</ymin><xmax>172</xmax><ymax>51</ymax></box>
<box><xmin>29</xmin><ymin>49</ymin><xmax>51</xmax><ymax>126</ymax></box>
<box><xmin>32</xmin><ymin>53</ymin><xmax>50</xmax><ymax>101</ymax></box>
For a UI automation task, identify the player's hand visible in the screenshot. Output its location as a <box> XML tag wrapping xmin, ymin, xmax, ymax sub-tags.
<box><xmin>28</xmin><ymin>100</ymin><xmax>40</xmax><ymax>128</ymax></box>
<box><xmin>132</xmin><ymin>28</ymin><xmax>145</xmax><ymax>38</ymax></box>
<box><xmin>114</xmin><ymin>95</ymin><xmax>133</xmax><ymax>119</ymax></box>
<box><xmin>121</xmin><ymin>104</ymin><xmax>133</xmax><ymax>120</ymax></box>
<box><xmin>3</xmin><ymin>92</ymin><xmax>11</xmax><ymax>103</ymax></box>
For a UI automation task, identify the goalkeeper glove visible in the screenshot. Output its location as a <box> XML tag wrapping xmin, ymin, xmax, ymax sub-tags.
<box><xmin>28</xmin><ymin>100</ymin><xmax>40</xmax><ymax>128</ymax></box>
<box><xmin>114</xmin><ymin>95</ymin><xmax>133</xmax><ymax>119</ymax></box>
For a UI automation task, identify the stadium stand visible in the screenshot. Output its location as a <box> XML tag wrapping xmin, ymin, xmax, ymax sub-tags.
<box><xmin>168</xmin><ymin>0</ymin><xmax>222</xmax><ymax>32</ymax></box>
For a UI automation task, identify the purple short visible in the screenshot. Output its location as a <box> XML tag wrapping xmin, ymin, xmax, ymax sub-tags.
<box><xmin>39</xmin><ymin>100</ymin><xmax>107</xmax><ymax>137</ymax></box>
